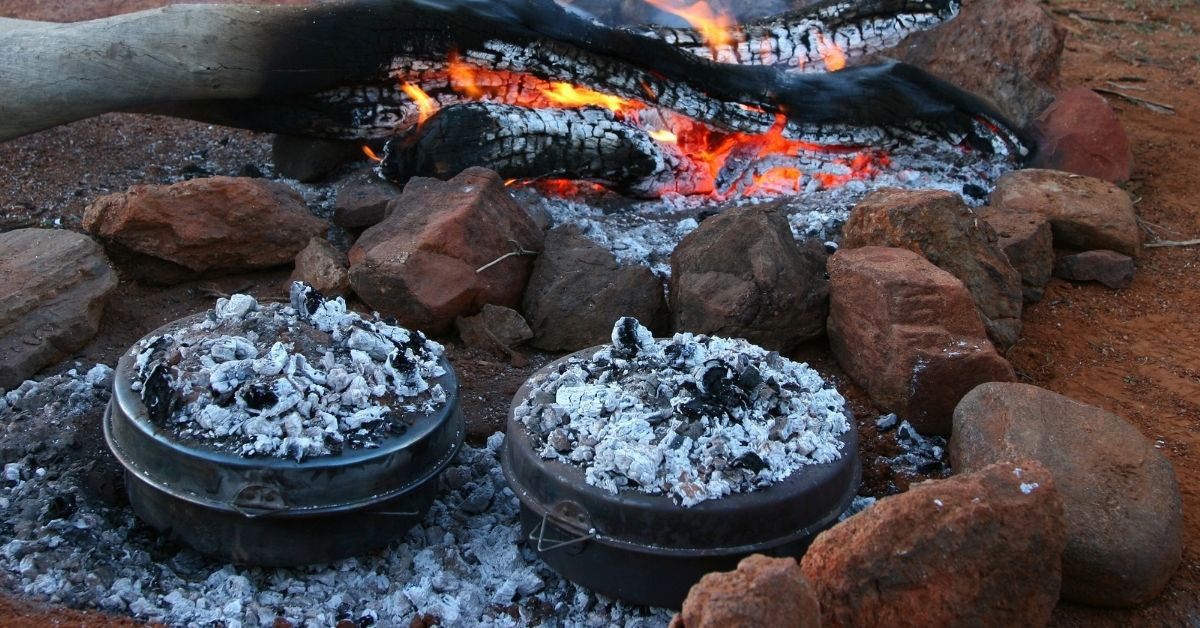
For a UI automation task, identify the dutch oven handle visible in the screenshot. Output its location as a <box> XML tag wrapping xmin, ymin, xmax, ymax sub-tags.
<box><xmin>529</xmin><ymin>500</ymin><xmax>596</xmax><ymax>553</ymax></box>
<box><xmin>231</xmin><ymin>484</ymin><xmax>290</xmax><ymax>518</ymax></box>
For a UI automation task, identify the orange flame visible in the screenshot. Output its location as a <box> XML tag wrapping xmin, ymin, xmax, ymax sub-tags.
<box><xmin>815</xmin><ymin>33</ymin><xmax>846</xmax><ymax>72</ymax></box>
<box><xmin>540</xmin><ymin>82</ymin><xmax>641</xmax><ymax>113</ymax></box>
<box><xmin>362</xmin><ymin>145</ymin><xmax>382</xmax><ymax>162</ymax></box>
<box><xmin>402</xmin><ymin>82</ymin><xmax>438</xmax><ymax>126</ymax></box>
<box><xmin>645</xmin><ymin>0</ymin><xmax>737</xmax><ymax>59</ymax></box>
<box><xmin>448</xmin><ymin>51</ymin><xmax>485</xmax><ymax>99</ymax></box>
<box><xmin>649</xmin><ymin>129</ymin><xmax>679</xmax><ymax>143</ymax></box>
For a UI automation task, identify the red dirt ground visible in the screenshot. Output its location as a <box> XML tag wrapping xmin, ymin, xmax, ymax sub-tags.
<box><xmin>1</xmin><ymin>0</ymin><xmax>1198</xmax><ymax>625</ymax></box>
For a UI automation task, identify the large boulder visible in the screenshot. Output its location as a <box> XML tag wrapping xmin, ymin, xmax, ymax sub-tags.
<box><xmin>672</xmin><ymin>555</ymin><xmax>821</xmax><ymax>628</ymax></box>
<box><xmin>842</xmin><ymin>188</ymin><xmax>1023</xmax><ymax>350</ymax></box>
<box><xmin>348</xmin><ymin>168</ymin><xmax>544</xmax><ymax>335</ymax></box>
<box><xmin>976</xmin><ymin>207</ymin><xmax>1054</xmax><ymax>302</ymax></box>
<box><xmin>827</xmin><ymin>247</ymin><xmax>1014</xmax><ymax>436</ymax></box>
<box><xmin>0</xmin><ymin>229</ymin><xmax>119</xmax><ymax>389</ymax></box>
<box><xmin>878</xmin><ymin>0</ymin><xmax>1066</xmax><ymax>127</ymax></box>
<box><xmin>670</xmin><ymin>204</ymin><xmax>828</xmax><ymax>352</ymax></box>
<box><xmin>801</xmin><ymin>461</ymin><xmax>1066</xmax><ymax>628</ymax></box>
<box><xmin>523</xmin><ymin>225</ymin><xmax>666</xmax><ymax>351</ymax></box>
<box><xmin>951</xmin><ymin>383</ymin><xmax>1183</xmax><ymax>607</ymax></box>
<box><xmin>989</xmin><ymin>169</ymin><xmax>1141</xmax><ymax>257</ymax></box>
<box><xmin>82</xmin><ymin>176</ymin><xmax>327</xmax><ymax>280</ymax></box>
<box><xmin>1030</xmin><ymin>87</ymin><xmax>1133</xmax><ymax>183</ymax></box>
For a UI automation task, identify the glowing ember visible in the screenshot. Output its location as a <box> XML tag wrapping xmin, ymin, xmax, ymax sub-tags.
<box><xmin>815</xmin><ymin>33</ymin><xmax>846</xmax><ymax>72</ymax></box>
<box><xmin>644</xmin><ymin>0</ymin><xmax>738</xmax><ymax>59</ymax></box>
<box><xmin>362</xmin><ymin>145</ymin><xmax>383</xmax><ymax>162</ymax></box>
<box><xmin>448</xmin><ymin>51</ymin><xmax>485</xmax><ymax>99</ymax></box>
<box><xmin>401</xmin><ymin>82</ymin><xmax>438</xmax><ymax>126</ymax></box>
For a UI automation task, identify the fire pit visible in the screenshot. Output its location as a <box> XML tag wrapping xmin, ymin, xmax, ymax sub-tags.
<box><xmin>103</xmin><ymin>285</ymin><xmax>464</xmax><ymax>565</ymax></box>
<box><xmin>501</xmin><ymin>319</ymin><xmax>859</xmax><ymax>607</ymax></box>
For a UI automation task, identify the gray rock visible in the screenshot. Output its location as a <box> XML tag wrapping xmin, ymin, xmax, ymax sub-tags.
<box><xmin>0</xmin><ymin>229</ymin><xmax>118</xmax><ymax>389</ymax></box>
<box><xmin>1053</xmin><ymin>250</ymin><xmax>1135</xmax><ymax>290</ymax></box>
<box><xmin>524</xmin><ymin>225</ymin><xmax>667</xmax><ymax>352</ymax></box>
<box><xmin>670</xmin><ymin>204</ymin><xmax>828</xmax><ymax>352</ymax></box>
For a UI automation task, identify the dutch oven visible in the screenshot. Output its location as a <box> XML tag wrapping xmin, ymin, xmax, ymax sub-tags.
<box><xmin>501</xmin><ymin>346</ymin><xmax>860</xmax><ymax>609</ymax></box>
<box><xmin>104</xmin><ymin>314</ymin><xmax>463</xmax><ymax>565</ymax></box>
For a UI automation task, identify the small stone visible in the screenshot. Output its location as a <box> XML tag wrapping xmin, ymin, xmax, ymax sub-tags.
<box><xmin>83</xmin><ymin>176</ymin><xmax>327</xmax><ymax>281</ymax></box>
<box><xmin>290</xmin><ymin>238</ymin><xmax>351</xmax><ymax>297</ymax></box>
<box><xmin>801</xmin><ymin>460</ymin><xmax>1066</xmax><ymax>627</ymax></box>
<box><xmin>1053</xmin><ymin>250</ymin><xmax>1135</xmax><ymax>290</ymax></box>
<box><xmin>333</xmin><ymin>170</ymin><xmax>402</xmax><ymax>229</ymax></box>
<box><xmin>827</xmin><ymin>247</ymin><xmax>1015</xmax><ymax>436</ymax></box>
<box><xmin>455</xmin><ymin>305</ymin><xmax>533</xmax><ymax>353</ymax></box>
<box><xmin>951</xmin><ymin>383</ymin><xmax>1183</xmax><ymax>607</ymax></box>
<box><xmin>272</xmin><ymin>134</ymin><xmax>362</xmax><ymax>183</ymax></box>
<box><xmin>672</xmin><ymin>555</ymin><xmax>820</xmax><ymax>628</ymax></box>
<box><xmin>349</xmin><ymin>168</ymin><xmax>544</xmax><ymax>334</ymax></box>
<box><xmin>976</xmin><ymin>206</ymin><xmax>1054</xmax><ymax>302</ymax></box>
<box><xmin>670</xmin><ymin>204</ymin><xmax>829</xmax><ymax>352</ymax></box>
<box><xmin>1031</xmin><ymin>86</ymin><xmax>1133</xmax><ymax>183</ymax></box>
<box><xmin>989</xmin><ymin>169</ymin><xmax>1141</xmax><ymax>257</ymax></box>
<box><xmin>842</xmin><ymin>188</ymin><xmax>1023</xmax><ymax>349</ymax></box>
<box><xmin>523</xmin><ymin>225</ymin><xmax>667</xmax><ymax>352</ymax></box>
<box><xmin>0</xmin><ymin>229</ymin><xmax>118</xmax><ymax>389</ymax></box>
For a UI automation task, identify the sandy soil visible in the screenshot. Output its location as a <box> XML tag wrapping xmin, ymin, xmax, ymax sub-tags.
<box><xmin>1</xmin><ymin>0</ymin><xmax>1198</xmax><ymax>625</ymax></box>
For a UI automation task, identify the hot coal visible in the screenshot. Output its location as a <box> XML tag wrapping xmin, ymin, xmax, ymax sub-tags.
<box><xmin>129</xmin><ymin>283</ymin><xmax>447</xmax><ymax>461</ymax></box>
<box><xmin>513</xmin><ymin>318</ymin><xmax>851</xmax><ymax>507</ymax></box>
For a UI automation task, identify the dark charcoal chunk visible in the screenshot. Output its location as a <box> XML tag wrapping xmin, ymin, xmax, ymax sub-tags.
<box><xmin>733</xmin><ymin>452</ymin><xmax>768</xmax><ymax>473</ymax></box>
<box><xmin>240</xmin><ymin>383</ymin><xmax>278</xmax><ymax>411</ymax></box>
<box><xmin>289</xmin><ymin>281</ymin><xmax>327</xmax><ymax>317</ymax></box>
<box><xmin>142</xmin><ymin>362</ymin><xmax>182</xmax><ymax>424</ymax></box>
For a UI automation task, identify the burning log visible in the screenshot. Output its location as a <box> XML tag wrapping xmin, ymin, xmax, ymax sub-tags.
<box><xmin>0</xmin><ymin>0</ymin><xmax>1029</xmax><ymax>198</ymax></box>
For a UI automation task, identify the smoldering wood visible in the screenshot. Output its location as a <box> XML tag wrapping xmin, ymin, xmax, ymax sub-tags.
<box><xmin>377</xmin><ymin>103</ymin><xmax>670</xmax><ymax>191</ymax></box>
<box><xmin>0</xmin><ymin>0</ymin><xmax>1026</xmax><ymax>157</ymax></box>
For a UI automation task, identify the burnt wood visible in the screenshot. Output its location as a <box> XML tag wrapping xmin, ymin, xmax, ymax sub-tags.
<box><xmin>0</xmin><ymin>0</ymin><xmax>1026</xmax><ymax>158</ymax></box>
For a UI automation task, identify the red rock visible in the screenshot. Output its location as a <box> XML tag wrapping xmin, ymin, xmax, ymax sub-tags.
<box><xmin>989</xmin><ymin>169</ymin><xmax>1141</xmax><ymax>257</ymax></box>
<box><xmin>1053</xmin><ymin>249</ymin><xmax>1135</xmax><ymax>290</ymax></box>
<box><xmin>951</xmin><ymin>383</ymin><xmax>1183</xmax><ymax>607</ymax></box>
<box><xmin>0</xmin><ymin>229</ymin><xmax>119</xmax><ymax>389</ymax></box>
<box><xmin>333</xmin><ymin>170</ymin><xmax>402</xmax><ymax>229</ymax></box>
<box><xmin>1031</xmin><ymin>87</ymin><xmax>1133</xmax><ymax>183</ymax></box>
<box><xmin>842</xmin><ymin>188</ymin><xmax>1023</xmax><ymax>350</ymax></box>
<box><xmin>976</xmin><ymin>207</ymin><xmax>1054</xmax><ymax>302</ymax></box>
<box><xmin>801</xmin><ymin>460</ymin><xmax>1066</xmax><ymax>628</ymax></box>
<box><xmin>348</xmin><ymin>168</ymin><xmax>543</xmax><ymax>335</ymax></box>
<box><xmin>672</xmin><ymin>555</ymin><xmax>821</xmax><ymax>628</ymax></box>
<box><xmin>456</xmin><ymin>304</ymin><xmax>533</xmax><ymax>353</ymax></box>
<box><xmin>82</xmin><ymin>176</ymin><xmax>327</xmax><ymax>278</ymax></box>
<box><xmin>827</xmin><ymin>247</ymin><xmax>1014</xmax><ymax>435</ymax></box>
<box><xmin>289</xmin><ymin>237</ymin><xmax>350</xmax><ymax>297</ymax></box>
<box><xmin>670</xmin><ymin>204</ymin><xmax>828</xmax><ymax>352</ymax></box>
<box><xmin>523</xmin><ymin>225</ymin><xmax>666</xmax><ymax>351</ymax></box>
<box><xmin>880</xmin><ymin>0</ymin><xmax>1066</xmax><ymax>127</ymax></box>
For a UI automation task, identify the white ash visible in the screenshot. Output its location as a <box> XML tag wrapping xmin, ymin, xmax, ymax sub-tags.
<box><xmin>514</xmin><ymin>318</ymin><xmax>850</xmax><ymax>507</ymax></box>
<box><xmin>515</xmin><ymin>138</ymin><xmax>1014</xmax><ymax>274</ymax></box>
<box><xmin>131</xmin><ymin>283</ymin><xmax>447</xmax><ymax>461</ymax></box>
<box><xmin>0</xmin><ymin>373</ymin><xmax>672</xmax><ymax>626</ymax></box>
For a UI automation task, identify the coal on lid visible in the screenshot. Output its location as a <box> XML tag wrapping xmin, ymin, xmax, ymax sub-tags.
<box><xmin>514</xmin><ymin>317</ymin><xmax>850</xmax><ymax>507</ymax></box>
<box><xmin>130</xmin><ymin>282</ymin><xmax>447</xmax><ymax>461</ymax></box>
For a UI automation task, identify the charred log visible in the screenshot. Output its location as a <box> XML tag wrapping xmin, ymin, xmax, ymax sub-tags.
<box><xmin>639</xmin><ymin>0</ymin><xmax>960</xmax><ymax>69</ymax></box>
<box><xmin>378</xmin><ymin>104</ymin><xmax>669</xmax><ymax>192</ymax></box>
<box><xmin>0</xmin><ymin>0</ymin><xmax>1027</xmax><ymax>159</ymax></box>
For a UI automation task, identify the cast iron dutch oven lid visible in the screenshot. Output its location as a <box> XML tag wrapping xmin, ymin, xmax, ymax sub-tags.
<box><xmin>105</xmin><ymin>314</ymin><xmax>463</xmax><ymax>518</ymax></box>
<box><xmin>502</xmin><ymin>345</ymin><xmax>860</xmax><ymax>554</ymax></box>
